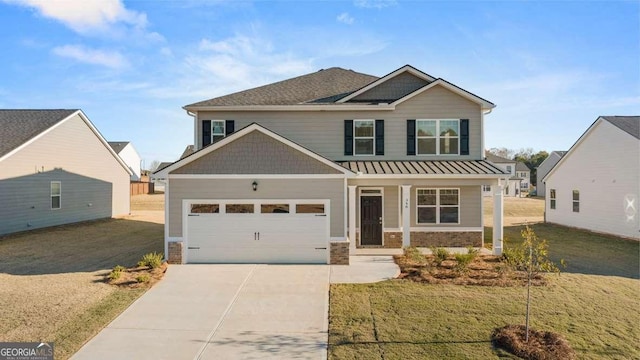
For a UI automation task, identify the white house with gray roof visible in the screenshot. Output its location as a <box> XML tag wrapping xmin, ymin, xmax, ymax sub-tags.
<box><xmin>155</xmin><ymin>65</ymin><xmax>510</xmax><ymax>265</ymax></box>
<box><xmin>536</xmin><ymin>151</ymin><xmax>566</xmax><ymax>197</ymax></box>
<box><xmin>108</xmin><ymin>141</ymin><xmax>142</xmax><ymax>181</ymax></box>
<box><xmin>482</xmin><ymin>152</ymin><xmax>526</xmax><ymax>197</ymax></box>
<box><xmin>543</xmin><ymin>116</ymin><xmax>639</xmax><ymax>240</ymax></box>
<box><xmin>0</xmin><ymin>110</ymin><xmax>131</xmax><ymax>235</ymax></box>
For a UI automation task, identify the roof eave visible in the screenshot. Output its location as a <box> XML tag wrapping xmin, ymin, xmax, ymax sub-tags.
<box><xmin>182</xmin><ymin>104</ymin><xmax>397</xmax><ymax>112</ymax></box>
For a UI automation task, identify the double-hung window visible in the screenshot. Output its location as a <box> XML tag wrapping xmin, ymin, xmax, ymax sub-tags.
<box><xmin>417</xmin><ymin>188</ymin><xmax>460</xmax><ymax>224</ymax></box>
<box><xmin>416</xmin><ymin>119</ymin><xmax>459</xmax><ymax>155</ymax></box>
<box><xmin>354</xmin><ymin>120</ymin><xmax>374</xmax><ymax>155</ymax></box>
<box><xmin>51</xmin><ymin>181</ymin><xmax>61</xmax><ymax>209</ymax></box>
<box><xmin>211</xmin><ymin>120</ymin><xmax>225</xmax><ymax>144</ymax></box>
<box><xmin>550</xmin><ymin>189</ymin><xmax>556</xmax><ymax>209</ymax></box>
<box><xmin>572</xmin><ymin>190</ymin><xmax>579</xmax><ymax>212</ymax></box>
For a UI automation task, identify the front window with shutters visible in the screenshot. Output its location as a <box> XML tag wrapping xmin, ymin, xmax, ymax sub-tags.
<box><xmin>354</xmin><ymin>120</ymin><xmax>374</xmax><ymax>155</ymax></box>
<box><xmin>417</xmin><ymin>188</ymin><xmax>460</xmax><ymax>224</ymax></box>
<box><xmin>211</xmin><ymin>120</ymin><xmax>225</xmax><ymax>144</ymax></box>
<box><xmin>416</xmin><ymin>119</ymin><xmax>459</xmax><ymax>155</ymax></box>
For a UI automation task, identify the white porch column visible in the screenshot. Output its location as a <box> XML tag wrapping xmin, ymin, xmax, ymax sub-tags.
<box><xmin>492</xmin><ymin>180</ymin><xmax>504</xmax><ymax>255</ymax></box>
<box><xmin>348</xmin><ymin>185</ymin><xmax>357</xmax><ymax>252</ymax></box>
<box><xmin>401</xmin><ymin>185</ymin><xmax>412</xmax><ymax>247</ymax></box>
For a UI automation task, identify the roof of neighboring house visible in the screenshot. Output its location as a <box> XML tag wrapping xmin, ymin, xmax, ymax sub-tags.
<box><xmin>107</xmin><ymin>141</ymin><xmax>130</xmax><ymax>154</ymax></box>
<box><xmin>553</xmin><ymin>150</ymin><xmax>567</xmax><ymax>157</ymax></box>
<box><xmin>516</xmin><ymin>162</ymin><xmax>530</xmax><ymax>172</ymax></box>
<box><xmin>156</xmin><ymin>162</ymin><xmax>173</xmax><ymax>172</ymax></box>
<box><xmin>484</xmin><ymin>152</ymin><xmax>514</xmax><ymax>164</ymax></box>
<box><xmin>600</xmin><ymin>116</ymin><xmax>640</xmax><ymax>139</ymax></box>
<box><xmin>0</xmin><ymin>109</ymin><xmax>78</xmax><ymax>157</ymax></box>
<box><xmin>186</xmin><ymin>67</ymin><xmax>378</xmax><ymax>107</ymax></box>
<box><xmin>180</xmin><ymin>145</ymin><xmax>195</xmax><ymax>159</ymax></box>
<box><xmin>337</xmin><ymin>160</ymin><xmax>508</xmax><ymax>176</ymax></box>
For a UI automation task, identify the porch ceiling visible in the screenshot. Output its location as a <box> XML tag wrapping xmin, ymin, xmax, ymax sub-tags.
<box><xmin>337</xmin><ymin>160</ymin><xmax>508</xmax><ymax>176</ymax></box>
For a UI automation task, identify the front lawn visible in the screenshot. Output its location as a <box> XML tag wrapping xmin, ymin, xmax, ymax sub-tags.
<box><xmin>329</xmin><ymin>273</ymin><xmax>640</xmax><ymax>359</ymax></box>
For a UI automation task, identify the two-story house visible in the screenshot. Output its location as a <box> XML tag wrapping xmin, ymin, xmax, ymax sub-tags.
<box><xmin>516</xmin><ymin>162</ymin><xmax>531</xmax><ymax>193</ymax></box>
<box><xmin>155</xmin><ymin>65</ymin><xmax>509</xmax><ymax>265</ymax></box>
<box><xmin>482</xmin><ymin>152</ymin><xmax>527</xmax><ymax>197</ymax></box>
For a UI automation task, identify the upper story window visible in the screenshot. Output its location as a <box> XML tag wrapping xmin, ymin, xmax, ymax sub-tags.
<box><xmin>354</xmin><ymin>120</ymin><xmax>374</xmax><ymax>155</ymax></box>
<box><xmin>416</xmin><ymin>119</ymin><xmax>459</xmax><ymax>155</ymax></box>
<box><xmin>51</xmin><ymin>181</ymin><xmax>61</xmax><ymax>210</ymax></box>
<box><xmin>211</xmin><ymin>120</ymin><xmax>225</xmax><ymax>144</ymax></box>
<box><xmin>572</xmin><ymin>190</ymin><xmax>580</xmax><ymax>212</ymax></box>
<box><xmin>550</xmin><ymin>189</ymin><xmax>556</xmax><ymax>209</ymax></box>
<box><xmin>506</xmin><ymin>165</ymin><xmax>512</xmax><ymax>173</ymax></box>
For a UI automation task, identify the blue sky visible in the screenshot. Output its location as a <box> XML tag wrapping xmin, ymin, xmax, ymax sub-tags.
<box><xmin>1</xmin><ymin>0</ymin><xmax>638</xmax><ymax>167</ymax></box>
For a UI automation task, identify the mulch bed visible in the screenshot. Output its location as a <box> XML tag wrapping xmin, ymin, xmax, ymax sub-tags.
<box><xmin>106</xmin><ymin>262</ymin><xmax>167</xmax><ymax>288</ymax></box>
<box><xmin>394</xmin><ymin>254</ymin><xmax>547</xmax><ymax>286</ymax></box>
<box><xmin>492</xmin><ymin>324</ymin><xmax>577</xmax><ymax>360</ymax></box>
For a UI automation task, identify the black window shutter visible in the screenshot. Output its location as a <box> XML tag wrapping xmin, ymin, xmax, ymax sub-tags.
<box><xmin>202</xmin><ymin>120</ymin><xmax>211</xmax><ymax>146</ymax></box>
<box><xmin>460</xmin><ymin>119</ymin><xmax>469</xmax><ymax>155</ymax></box>
<box><xmin>344</xmin><ymin>120</ymin><xmax>353</xmax><ymax>156</ymax></box>
<box><xmin>225</xmin><ymin>120</ymin><xmax>235</xmax><ymax>136</ymax></box>
<box><xmin>407</xmin><ymin>119</ymin><xmax>416</xmax><ymax>156</ymax></box>
<box><xmin>375</xmin><ymin>120</ymin><xmax>384</xmax><ymax>155</ymax></box>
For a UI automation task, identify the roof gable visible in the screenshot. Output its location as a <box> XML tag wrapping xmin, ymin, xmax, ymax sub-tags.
<box><xmin>600</xmin><ymin>116</ymin><xmax>640</xmax><ymax>139</ymax></box>
<box><xmin>0</xmin><ymin>109</ymin><xmax>77</xmax><ymax>158</ymax></box>
<box><xmin>155</xmin><ymin>123</ymin><xmax>353</xmax><ymax>176</ymax></box>
<box><xmin>339</xmin><ymin>65</ymin><xmax>435</xmax><ymax>103</ymax></box>
<box><xmin>108</xmin><ymin>141</ymin><xmax>130</xmax><ymax>154</ymax></box>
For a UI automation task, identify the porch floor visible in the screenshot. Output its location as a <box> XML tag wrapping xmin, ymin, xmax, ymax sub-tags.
<box><xmin>353</xmin><ymin>247</ymin><xmax>492</xmax><ymax>256</ymax></box>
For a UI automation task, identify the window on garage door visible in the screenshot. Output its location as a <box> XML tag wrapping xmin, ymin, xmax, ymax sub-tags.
<box><xmin>261</xmin><ymin>204</ymin><xmax>290</xmax><ymax>213</ymax></box>
<box><xmin>296</xmin><ymin>204</ymin><xmax>325</xmax><ymax>214</ymax></box>
<box><xmin>226</xmin><ymin>204</ymin><xmax>254</xmax><ymax>213</ymax></box>
<box><xmin>191</xmin><ymin>204</ymin><xmax>219</xmax><ymax>213</ymax></box>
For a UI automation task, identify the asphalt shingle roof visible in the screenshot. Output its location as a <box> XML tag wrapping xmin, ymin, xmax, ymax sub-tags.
<box><xmin>0</xmin><ymin>109</ymin><xmax>78</xmax><ymax>158</ymax></box>
<box><xmin>108</xmin><ymin>141</ymin><xmax>130</xmax><ymax>154</ymax></box>
<box><xmin>600</xmin><ymin>116</ymin><xmax>640</xmax><ymax>139</ymax></box>
<box><xmin>185</xmin><ymin>67</ymin><xmax>379</xmax><ymax>107</ymax></box>
<box><xmin>484</xmin><ymin>152</ymin><xmax>514</xmax><ymax>163</ymax></box>
<box><xmin>516</xmin><ymin>162</ymin><xmax>530</xmax><ymax>171</ymax></box>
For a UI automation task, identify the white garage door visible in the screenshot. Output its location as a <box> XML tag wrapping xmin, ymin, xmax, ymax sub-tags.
<box><xmin>185</xmin><ymin>201</ymin><xmax>329</xmax><ymax>264</ymax></box>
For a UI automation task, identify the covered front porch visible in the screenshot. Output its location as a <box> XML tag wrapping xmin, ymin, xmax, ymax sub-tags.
<box><xmin>340</xmin><ymin>160</ymin><xmax>508</xmax><ymax>256</ymax></box>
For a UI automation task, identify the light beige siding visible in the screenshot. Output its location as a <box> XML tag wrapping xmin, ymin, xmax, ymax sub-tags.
<box><xmin>168</xmin><ymin>178</ymin><xmax>344</xmax><ymax>238</ymax></box>
<box><xmin>196</xmin><ymin>84</ymin><xmax>483</xmax><ymax>160</ymax></box>
<box><xmin>0</xmin><ymin>113</ymin><xmax>130</xmax><ymax>220</ymax></box>
<box><xmin>174</xmin><ymin>130</ymin><xmax>341</xmax><ymax>174</ymax></box>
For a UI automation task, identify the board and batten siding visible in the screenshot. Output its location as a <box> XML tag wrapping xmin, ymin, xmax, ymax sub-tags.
<box><xmin>545</xmin><ymin>120</ymin><xmax>640</xmax><ymax>239</ymax></box>
<box><xmin>168</xmin><ymin>178</ymin><xmax>345</xmax><ymax>238</ymax></box>
<box><xmin>196</xmin><ymin>84</ymin><xmax>483</xmax><ymax>161</ymax></box>
<box><xmin>0</xmin><ymin>113</ymin><xmax>130</xmax><ymax>232</ymax></box>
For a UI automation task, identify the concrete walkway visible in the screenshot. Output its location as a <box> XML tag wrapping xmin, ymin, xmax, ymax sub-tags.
<box><xmin>72</xmin><ymin>257</ymin><xmax>399</xmax><ymax>360</ymax></box>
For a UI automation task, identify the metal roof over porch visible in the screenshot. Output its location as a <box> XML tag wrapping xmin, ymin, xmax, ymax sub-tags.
<box><xmin>337</xmin><ymin>160</ymin><xmax>507</xmax><ymax>176</ymax></box>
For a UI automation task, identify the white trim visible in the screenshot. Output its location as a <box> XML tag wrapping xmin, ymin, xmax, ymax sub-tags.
<box><xmin>50</xmin><ymin>181</ymin><xmax>61</xmax><ymax>210</ymax></box>
<box><xmin>156</xmin><ymin>123</ymin><xmax>354</xmax><ymax>177</ymax></box>
<box><xmin>416</xmin><ymin>188</ymin><xmax>461</xmax><ymax>225</ymax></box>
<box><xmin>415</xmin><ymin>119</ymin><xmax>460</xmax><ymax>156</ymax></box>
<box><xmin>184</xmin><ymin>104</ymin><xmax>396</xmax><ymax>112</ymax></box>
<box><xmin>409</xmin><ymin>227</ymin><xmax>483</xmax><ymax>232</ymax></box>
<box><xmin>348</xmin><ymin>185</ymin><xmax>357</xmax><ymax>253</ymax></box>
<box><xmin>337</xmin><ymin>65</ymin><xmax>436</xmax><ymax>103</ymax></box>
<box><xmin>401</xmin><ymin>185</ymin><xmax>411</xmax><ymax>247</ymax></box>
<box><xmin>358</xmin><ymin>187</ymin><xmax>384</xmax><ymax>246</ymax></box>
<box><xmin>390</xmin><ymin>79</ymin><xmax>495</xmax><ymax>110</ymax></box>
<box><xmin>168</xmin><ymin>174</ymin><xmax>347</xmax><ymax>180</ymax></box>
<box><xmin>353</xmin><ymin>119</ymin><xmax>375</xmax><ymax>156</ymax></box>
<box><xmin>397</xmin><ymin>185</ymin><xmax>402</xmax><ymax>228</ymax></box>
<box><xmin>0</xmin><ymin>110</ymin><xmax>133</xmax><ymax>175</ymax></box>
<box><xmin>343</xmin><ymin>178</ymin><xmax>348</xmax><ymax>241</ymax></box>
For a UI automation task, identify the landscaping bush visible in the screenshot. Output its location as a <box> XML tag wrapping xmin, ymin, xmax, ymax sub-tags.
<box><xmin>454</xmin><ymin>253</ymin><xmax>476</xmax><ymax>273</ymax></box>
<box><xmin>137</xmin><ymin>252</ymin><xmax>163</xmax><ymax>269</ymax></box>
<box><xmin>430</xmin><ymin>247</ymin><xmax>449</xmax><ymax>266</ymax></box>
<box><xmin>135</xmin><ymin>274</ymin><xmax>150</xmax><ymax>283</ymax></box>
<box><xmin>107</xmin><ymin>265</ymin><xmax>126</xmax><ymax>281</ymax></box>
<box><xmin>403</xmin><ymin>246</ymin><xmax>426</xmax><ymax>264</ymax></box>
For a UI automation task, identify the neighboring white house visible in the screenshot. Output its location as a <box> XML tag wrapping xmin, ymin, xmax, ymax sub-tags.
<box><xmin>536</xmin><ymin>151</ymin><xmax>566</xmax><ymax>197</ymax></box>
<box><xmin>516</xmin><ymin>161</ymin><xmax>531</xmax><ymax>193</ymax></box>
<box><xmin>108</xmin><ymin>141</ymin><xmax>142</xmax><ymax>181</ymax></box>
<box><xmin>543</xmin><ymin>116</ymin><xmax>639</xmax><ymax>240</ymax></box>
<box><xmin>0</xmin><ymin>110</ymin><xmax>131</xmax><ymax>235</ymax></box>
<box><xmin>483</xmin><ymin>152</ymin><xmax>523</xmax><ymax>197</ymax></box>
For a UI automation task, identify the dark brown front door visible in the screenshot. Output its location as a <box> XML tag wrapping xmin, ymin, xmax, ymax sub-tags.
<box><xmin>360</xmin><ymin>196</ymin><xmax>382</xmax><ymax>246</ymax></box>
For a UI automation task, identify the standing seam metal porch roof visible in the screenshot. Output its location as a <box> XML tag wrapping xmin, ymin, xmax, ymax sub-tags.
<box><xmin>337</xmin><ymin>160</ymin><xmax>508</xmax><ymax>176</ymax></box>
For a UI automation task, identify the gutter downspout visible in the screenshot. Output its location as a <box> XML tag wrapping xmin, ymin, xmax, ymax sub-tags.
<box><xmin>186</xmin><ymin>110</ymin><xmax>197</xmax><ymax>150</ymax></box>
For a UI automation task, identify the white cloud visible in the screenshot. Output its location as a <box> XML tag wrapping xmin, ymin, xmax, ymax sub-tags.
<box><xmin>354</xmin><ymin>0</ymin><xmax>397</xmax><ymax>9</ymax></box>
<box><xmin>52</xmin><ymin>45</ymin><xmax>129</xmax><ymax>69</ymax></box>
<box><xmin>337</xmin><ymin>12</ymin><xmax>354</xmax><ymax>25</ymax></box>
<box><xmin>3</xmin><ymin>0</ymin><xmax>150</xmax><ymax>35</ymax></box>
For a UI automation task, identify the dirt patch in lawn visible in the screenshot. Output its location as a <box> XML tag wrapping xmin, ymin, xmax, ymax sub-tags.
<box><xmin>107</xmin><ymin>262</ymin><xmax>168</xmax><ymax>288</ymax></box>
<box><xmin>492</xmin><ymin>324</ymin><xmax>577</xmax><ymax>360</ymax></box>
<box><xmin>131</xmin><ymin>193</ymin><xmax>165</xmax><ymax>211</ymax></box>
<box><xmin>395</xmin><ymin>254</ymin><xmax>547</xmax><ymax>286</ymax></box>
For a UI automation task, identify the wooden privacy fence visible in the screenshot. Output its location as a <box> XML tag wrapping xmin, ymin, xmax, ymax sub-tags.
<box><xmin>130</xmin><ymin>181</ymin><xmax>154</xmax><ymax>195</ymax></box>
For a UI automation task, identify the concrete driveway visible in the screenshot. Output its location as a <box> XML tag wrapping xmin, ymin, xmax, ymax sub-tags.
<box><xmin>72</xmin><ymin>264</ymin><xmax>330</xmax><ymax>360</ymax></box>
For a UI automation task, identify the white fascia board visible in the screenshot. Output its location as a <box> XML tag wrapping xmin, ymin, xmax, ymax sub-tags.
<box><xmin>391</xmin><ymin>80</ymin><xmax>496</xmax><ymax>110</ymax></box>
<box><xmin>337</xmin><ymin>65</ymin><xmax>436</xmax><ymax>103</ymax></box>
<box><xmin>157</xmin><ymin>123</ymin><xmax>354</xmax><ymax>177</ymax></box>
<box><xmin>541</xmin><ymin>118</ymin><xmax>602</xmax><ymax>183</ymax></box>
<box><xmin>183</xmin><ymin>104</ymin><xmax>396</xmax><ymax>112</ymax></box>
<box><xmin>169</xmin><ymin>174</ymin><xmax>349</xmax><ymax>179</ymax></box>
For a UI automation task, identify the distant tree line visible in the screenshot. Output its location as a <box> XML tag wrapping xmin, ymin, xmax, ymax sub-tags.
<box><xmin>487</xmin><ymin>148</ymin><xmax>549</xmax><ymax>186</ymax></box>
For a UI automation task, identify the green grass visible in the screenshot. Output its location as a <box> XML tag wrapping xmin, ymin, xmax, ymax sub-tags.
<box><xmin>485</xmin><ymin>223</ymin><xmax>640</xmax><ymax>279</ymax></box>
<box><xmin>329</xmin><ymin>274</ymin><xmax>640</xmax><ymax>359</ymax></box>
<box><xmin>53</xmin><ymin>288</ymin><xmax>147</xmax><ymax>359</ymax></box>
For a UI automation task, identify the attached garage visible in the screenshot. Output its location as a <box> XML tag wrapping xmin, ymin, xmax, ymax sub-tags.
<box><xmin>184</xmin><ymin>200</ymin><xmax>330</xmax><ymax>263</ymax></box>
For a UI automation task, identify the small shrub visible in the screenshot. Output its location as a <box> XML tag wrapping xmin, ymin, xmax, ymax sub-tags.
<box><xmin>466</xmin><ymin>246</ymin><xmax>479</xmax><ymax>256</ymax></box>
<box><xmin>431</xmin><ymin>247</ymin><xmax>449</xmax><ymax>266</ymax></box>
<box><xmin>137</xmin><ymin>252</ymin><xmax>163</xmax><ymax>269</ymax></box>
<box><xmin>107</xmin><ymin>269</ymin><xmax>122</xmax><ymax>281</ymax></box>
<box><xmin>113</xmin><ymin>265</ymin><xmax>126</xmax><ymax>272</ymax></box>
<box><xmin>403</xmin><ymin>246</ymin><xmax>426</xmax><ymax>264</ymax></box>
<box><xmin>454</xmin><ymin>252</ymin><xmax>477</xmax><ymax>273</ymax></box>
<box><xmin>135</xmin><ymin>274</ymin><xmax>150</xmax><ymax>283</ymax></box>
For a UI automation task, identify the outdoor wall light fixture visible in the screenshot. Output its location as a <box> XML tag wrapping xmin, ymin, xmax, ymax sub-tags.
<box><xmin>252</xmin><ymin>181</ymin><xmax>258</xmax><ymax>191</ymax></box>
